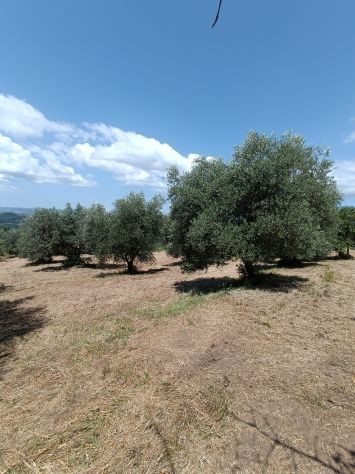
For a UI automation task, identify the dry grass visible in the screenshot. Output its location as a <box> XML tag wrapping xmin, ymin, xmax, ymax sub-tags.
<box><xmin>0</xmin><ymin>252</ymin><xmax>354</xmax><ymax>473</ymax></box>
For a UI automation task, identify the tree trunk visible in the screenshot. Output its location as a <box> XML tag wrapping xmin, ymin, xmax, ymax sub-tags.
<box><xmin>347</xmin><ymin>244</ymin><xmax>350</xmax><ymax>257</ymax></box>
<box><xmin>242</xmin><ymin>260</ymin><xmax>255</xmax><ymax>277</ymax></box>
<box><xmin>66</xmin><ymin>248</ymin><xmax>82</xmax><ymax>267</ymax></box>
<box><xmin>126</xmin><ymin>258</ymin><xmax>135</xmax><ymax>274</ymax></box>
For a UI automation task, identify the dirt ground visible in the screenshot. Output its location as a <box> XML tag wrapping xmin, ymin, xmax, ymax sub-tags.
<box><xmin>0</xmin><ymin>252</ymin><xmax>354</xmax><ymax>473</ymax></box>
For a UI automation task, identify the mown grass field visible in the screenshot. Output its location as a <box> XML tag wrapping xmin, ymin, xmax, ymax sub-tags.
<box><xmin>0</xmin><ymin>252</ymin><xmax>354</xmax><ymax>473</ymax></box>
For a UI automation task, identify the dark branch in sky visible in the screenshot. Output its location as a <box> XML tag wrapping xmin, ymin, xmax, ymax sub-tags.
<box><xmin>211</xmin><ymin>0</ymin><xmax>223</xmax><ymax>28</ymax></box>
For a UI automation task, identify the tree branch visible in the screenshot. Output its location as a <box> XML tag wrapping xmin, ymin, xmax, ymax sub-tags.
<box><xmin>212</xmin><ymin>0</ymin><xmax>223</xmax><ymax>28</ymax></box>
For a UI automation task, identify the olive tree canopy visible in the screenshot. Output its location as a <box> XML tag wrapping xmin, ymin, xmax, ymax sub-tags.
<box><xmin>168</xmin><ymin>132</ymin><xmax>341</xmax><ymax>276</ymax></box>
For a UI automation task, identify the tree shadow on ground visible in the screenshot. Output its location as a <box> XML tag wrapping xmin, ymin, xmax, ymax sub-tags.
<box><xmin>0</xmin><ymin>283</ymin><xmax>13</xmax><ymax>293</ymax></box>
<box><xmin>96</xmin><ymin>267</ymin><xmax>170</xmax><ymax>279</ymax></box>
<box><xmin>34</xmin><ymin>265</ymin><xmax>69</xmax><ymax>272</ymax></box>
<box><xmin>174</xmin><ymin>273</ymin><xmax>309</xmax><ymax>295</ymax></box>
<box><xmin>174</xmin><ymin>276</ymin><xmax>240</xmax><ymax>294</ymax></box>
<box><xmin>0</xmin><ymin>295</ymin><xmax>46</xmax><ymax>378</ymax></box>
<box><xmin>35</xmin><ymin>261</ymin><xmax>132</xmax><ymax>272</ymax></box>
<box><xmin>276</xmin><ymin>260</ymin><xmax>320</xmax><ymax>269</ymax></box>
<box><xmin>83</xmin><ymin>262</ymin><xmax>126</xmax><ymax>270</ymax></box>
<box><xmin>132</xmin><ymin>268</ymin><xmax>170</xmax><ymax>275</ymax></box>
<box><xmin>23</xmin><ymin>259</ymin><xmax>65</xmax><ymax>267</ymax></box>
<box><xmin>254</xmin><ymin>263</ymin><xmax>278</xmax><ymax>271</ymax></box>
<box><xmin>164</xmin><ymin>260</ymin><xmax>182</xmax><ymax>268</ymax></box>
<box><xmin>230</xmin><ymin>408</ymin><xmax>355</xmax><ymax>473</ymax></box>
<box><xmin>325</xmin><ymin>254</ymin><xmax>353</xmax><ymax>261</ymax></box>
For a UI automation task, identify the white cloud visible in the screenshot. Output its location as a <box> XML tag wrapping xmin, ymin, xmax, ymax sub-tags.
<box><xmin>68</xmin><ymin>125</ymin><xmax>196</xmax><ymax>189</ymax></box>
<box><xmin>0</xmin><ymin>94</ymin><xmax>74</xmax><ymax>139</ymax></box>
<box><xmin>344</xmin><ymin>131</ymin><xmax>355</xmax><ymax>144</ymax></box>
<box><xmin>0</xmin><ymin>94</ymin><xmax>196</xmax><ymax>189</ymax></box>
<box><xmin>1</xmin><ymin>93</ymin><xmax>354</xmax><ymax>199</ymax></box>
<box><xmin>332</xmin><ymin>160</ymin><xmax>355</xmax><ymax>198</ymax></box>
<box><xmin>0</xmin><ymin>134</ymin><xmax>94</xmax><ymax>186</ymax></box>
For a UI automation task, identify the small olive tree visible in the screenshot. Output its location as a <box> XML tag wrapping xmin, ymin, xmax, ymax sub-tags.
<box><xmin>82</xmin><ymin>204</ymin><xmax>111</xmax><ymax>265</ymax></box>
<box><xmin>0</xmin><ymin>228</ymin><xmax>7</xmax><ymax>256</ymax></box>
<box><xmin>0</xmin><ymin>228</ymin><xmax>19</xmax><ymax>256</ymax></box>
<box><xmin>109</xmin><ymin>192</ymin><xmax>163</xmax><ymax>273</ymax></box>
<box><xmin>17</xmin><ymin>208</ymin><xmax>61</xmax><ymax>263</ymax></box>
<box><xmin>335</xmin><ymin>206</ymin><xmax>355</xmax><ymax>258</ymax></box>
<box><xmin>57</xmin><ymin>203</ymin><xmax>87</xmax><ymax>266</ymax></box>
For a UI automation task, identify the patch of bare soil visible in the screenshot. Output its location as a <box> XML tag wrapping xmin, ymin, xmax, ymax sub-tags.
<box><xmin>0</xmin><ymin>253</ymin><xmax>354</xmax><ymax>473</ymax></box>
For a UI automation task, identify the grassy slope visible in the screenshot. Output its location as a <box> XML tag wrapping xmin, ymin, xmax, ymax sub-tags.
<box><xmin>0</xmin><ymin>252</ymin><xmax>354</xmax><ymax>473</ymax></box>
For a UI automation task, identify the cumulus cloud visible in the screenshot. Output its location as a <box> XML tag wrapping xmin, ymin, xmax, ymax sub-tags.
<box><xmin>331</xmin><ymin>160</ymin><xmax>355</xmax><ymax>198</ymax></box>
<box><xmin>0</xmin><ymin>133</ymin><xmax>94</xmax><ymax>186</ymax></box>
<box><xmin>68</xmin><ymin>125</ymin><xmax>197</xmax><ymax>189</ymax></box>
<box><xmin>7</xmin><ymin>93</ymin><xmax>352</xmax><ymax>198</ymax></box>
<box><xmin>0</xmin><ymin>93</ymin><xmax>196</xmax><ymax>189</ymax></box>
<box><xmin>0</xmin><ymin>94</ymin><xmax>74</xmax><ymax>139</ymax></box>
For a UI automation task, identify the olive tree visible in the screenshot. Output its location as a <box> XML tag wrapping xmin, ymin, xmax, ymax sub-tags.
<box><xmin>82</xmin><ymin>204</ymin><xmax>111</xmax><ymax>265</ymax></box>
<box><xmin>57</xmin><ymin>203</ymin><xmax>87</xmax><ymax>266</ymax></box>
<box><xmin>228</xmin><ymin>132</ymin><xmax>341</xmax><ymax>272</ymax></box>
<box><xmin>168</xmin><ymin>157</ymin><xmax>231</xmax><ymax>271</ymax></box>
<box><xmin>335</xmin><ymin>206</ymin><xmax>355</xmax><ymax>258</ymax></box>
<box><xmin>0</xmin><ymin>228</ymin><xmax>19</xmax><ymax>256</ymax></box>
<box><xmin>168</xmin><ymin>132</ymin><xmax>341</xmax><ymax>276</ymax></box>
<box><xmin>109</xmin><ymin>192</ymin><xmax>163</xmax><ymax>273</ymax></box>
<box><xmin>17</xmin><ymin>208</ymin><xmax>61</xmax><ymax>263</ymax></box>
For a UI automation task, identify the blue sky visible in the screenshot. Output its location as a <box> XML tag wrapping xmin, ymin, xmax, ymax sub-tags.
<box><xmin>0</xmin><ymin>0</ymin><xmax>354</xmax><ymax>208</ymax></box>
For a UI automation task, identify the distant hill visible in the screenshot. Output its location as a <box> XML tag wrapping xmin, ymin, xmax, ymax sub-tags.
<box><xmin>0</xmin><ymin>211</ymin><xmax>28</xmax><ymax>228</ymax></box>
<box><xmin>0</xmin><ymin>207</ymin><xmax>34</xmax><ymax>215</ymax></box>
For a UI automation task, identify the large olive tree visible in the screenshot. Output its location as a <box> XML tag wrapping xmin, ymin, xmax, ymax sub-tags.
<box><xmin>168</xmin><ymin>132</ymin><xmax>341</xmax><ymax>276</ymax></box>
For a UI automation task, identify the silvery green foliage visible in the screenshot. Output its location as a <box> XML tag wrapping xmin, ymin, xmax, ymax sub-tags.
<box><xmin>17</xmin><ymin>208</ymin><xmax>61</xmax><ymax>263</ymax></box>
<box><xmin>0</xmin><ymin>228</ymin><xmax>19</xmax><ymax>256</ymax></box>
<box><xmin>168</xmin><ymin>132</ymin><xmax>341</xmax><ymax>275</ymax></box>
<box><xmin>57</xmin><ymin>203</ymin><xmax>87</xmax><ymax>266</ymax></box>
<box><xmin>168</xmin><ymin>158</ymin><xmax>230</xmax><ymax>271</ymax></box>
<box><xmin>335</xmin><ymin>206</ymin><xmax>355</xmax><ymax>257</ymax></box>
<box><xmin>17</xmin><ymin>204</ymin><xmax>87</xmax><ymax>266</ymax></box>
<box><xmin>109</xmin><ymin>192</ymin><xmax>164</xmax><ymax>273</ymax></box>
<box><xmin>82</xmin><ymin>204</ymin><xmax>111</xmax><ymax>265</ymax></box>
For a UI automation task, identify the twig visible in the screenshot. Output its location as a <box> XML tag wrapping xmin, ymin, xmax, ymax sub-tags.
<box><xmin>212</xmin><ymin>0</ymin><xmax>223</xmax><ymax>28</ymax></box>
